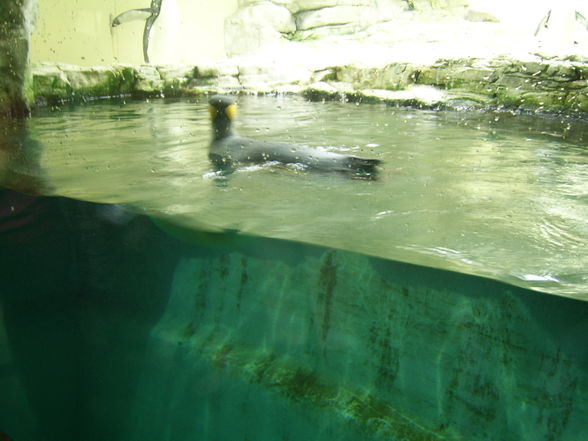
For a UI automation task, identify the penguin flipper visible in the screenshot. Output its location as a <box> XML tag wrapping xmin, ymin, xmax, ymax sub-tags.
<box><xmin>576</xmin><ymin>11</ymin><xmax>588</xmax><ymax>31</ymax></box>
<box><xmin>112</xmin><ymin>8</ymin><xmax>152</xmax><ymax>27</ymax></box>
<box><xmin>534</xmin><ymin>9</ymin><xmax>551</xmax><ymax>36</ymax></box>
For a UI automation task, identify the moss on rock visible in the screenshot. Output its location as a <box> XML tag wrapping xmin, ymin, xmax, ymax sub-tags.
<box><xmin>31</xmin><ymin>64</ymin><xmax>139</xmax><ymax>105</ymax></box>
<box><xmin>32</xmin><ymin>66</ymin><xmax>71</xmax><ymax>104</ymax></box>
<box><xmin>28</xmin><ymin>56</ymin><xmax>588</xmax><ymax>117</ymax></box>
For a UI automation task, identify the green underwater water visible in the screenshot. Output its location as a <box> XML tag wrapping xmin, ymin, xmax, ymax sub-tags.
<box><xmin>21</xmin><ymin>94</ymin><xmax>588</xmax><ymax>299</ymax></box>
<box><xmin>1</xmin><ymin>203</ymin><xmax>587</xmax><ymax>441</ymax></box>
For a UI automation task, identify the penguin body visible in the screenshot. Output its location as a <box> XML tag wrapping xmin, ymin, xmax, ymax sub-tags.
<box><xmin>111</xmin><ymin>0</ymin><xmax>162</xmax><ymax>63</ymax></box>
<box><xmin>534</xmin><ymin>6</ymin><xmax>588</xmax><ymax>47</ymax></box>
<box><xmin>208</xmin><ymin>95</ymin><xmax>381</xmax><ymax>178</ymax></box>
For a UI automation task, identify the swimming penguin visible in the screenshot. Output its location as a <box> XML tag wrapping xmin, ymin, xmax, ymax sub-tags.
<box><xmin>208</xmin><ymin>95</ymin><xmax>381</xmax><ymax>179</ymax></box>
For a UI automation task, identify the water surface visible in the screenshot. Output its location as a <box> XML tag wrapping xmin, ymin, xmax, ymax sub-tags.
<box><xmin>3</xmin><ymin>95</ymin><xmax>587</xmax><ymax>298</ymax></box>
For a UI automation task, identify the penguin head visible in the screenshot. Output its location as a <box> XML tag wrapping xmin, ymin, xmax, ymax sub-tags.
<box><xmin>209</xmin><ymin>95</ymin><xmax>237</xmax><ymax>122</ymax></box>
<box><xmin>209</xmin><ymin>95</ymin><xmax>238</xmax><ymax>140</ymax></box>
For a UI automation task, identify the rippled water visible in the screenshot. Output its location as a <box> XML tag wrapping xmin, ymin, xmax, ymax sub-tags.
<box><xmin>3</xmin><ymin>95</ymin><xmax>588</xmax><ymax>298</ymax></box>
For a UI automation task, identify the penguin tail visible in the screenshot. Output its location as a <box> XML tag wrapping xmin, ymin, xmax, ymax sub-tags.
<box><xmin>344</xmin><ymin>156</ymin><xmax>382</xmax><ymax>177</ymax></box>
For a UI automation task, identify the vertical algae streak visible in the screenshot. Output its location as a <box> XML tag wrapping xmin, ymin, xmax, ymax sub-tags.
<box><xmin>318</xmin><ymin>252</ymin><xmax>338</xmax><ymax>342</ymax></box>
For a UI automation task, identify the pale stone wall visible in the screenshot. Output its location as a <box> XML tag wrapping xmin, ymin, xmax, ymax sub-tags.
<box><xmin>226</xmin><ymin>0</ymin><xmax>398</xmax><ymax>55</ymax></box>
<box><xmin>11</xmin><ymin>0</ymin><xmax>588</xmax><ymax>115</ymax></box>
<box><xmin>30</xmin><ymin>0</ymin><xmax>238</xmax><ymax>66</ymax></box>
<box><xmin>225</xmin><ymin>0</ymin><xmax>588</xmax><ymax>56</ymax></box>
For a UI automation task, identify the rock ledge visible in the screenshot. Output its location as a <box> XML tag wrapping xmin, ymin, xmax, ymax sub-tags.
<box><xmin>31</xmin><ymin>54</ymin><xmax>588</xmax><ymax>117</ymax></box>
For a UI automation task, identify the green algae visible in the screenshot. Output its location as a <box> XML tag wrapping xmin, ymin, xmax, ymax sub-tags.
<box><xmin>32</xmin><ymin>71</ymin><xmax>70</xmax><ymax>105</ymax></box>
<box><xmin>31</xmin><ymin>65</ymin><xmax>139</xmax><ymax>105</ymax></box>
<box><xmin>318</xmin><ymin>252</ymin><xmax>337</xmax><ymax>342</ymax></box>
<box><xmin>183</xmin><ymin>330</ymin><xmax>461</xmax><ymax>441</ymax></box>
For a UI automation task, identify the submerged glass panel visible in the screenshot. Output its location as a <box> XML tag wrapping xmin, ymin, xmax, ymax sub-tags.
<box><xmin>3</xmin><ymin>2</ymin><xmax>588</xmax><ymax>440</ymax></box>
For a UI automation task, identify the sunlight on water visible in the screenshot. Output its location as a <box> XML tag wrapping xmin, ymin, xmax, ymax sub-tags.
<box><xmin>6</xmin><ymin>95</ymin><xmax>588</xmax><ymax>298</ymax></box>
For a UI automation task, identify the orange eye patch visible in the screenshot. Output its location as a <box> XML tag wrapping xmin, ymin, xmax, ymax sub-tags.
<box><xmin>225</xmin><ymin>104</ymin><xmax>237</xmax><ymax>120</ymax></box>
<box><xmin>209</xmin><ymin>104</ymin><xmax>237</xmax><ymax>120</ymax></box>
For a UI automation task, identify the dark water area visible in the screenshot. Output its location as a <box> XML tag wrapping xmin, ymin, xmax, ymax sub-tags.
<box><xmin>1</xmin><ymin>95</ymin><xmax>587</xmax><ymax>298</ymax></box>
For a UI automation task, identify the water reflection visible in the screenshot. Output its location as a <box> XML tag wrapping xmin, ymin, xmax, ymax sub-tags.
<box><xmin>1</xmin><ymin>96</ymin><xmax>587</xmax><ymax>298</ymax></box>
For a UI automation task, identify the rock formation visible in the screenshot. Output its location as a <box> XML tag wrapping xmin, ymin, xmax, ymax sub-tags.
<box><xmin>0</xmin><ymin>0</ymin><xmax>36</xmax><ymax>118</ymax></box>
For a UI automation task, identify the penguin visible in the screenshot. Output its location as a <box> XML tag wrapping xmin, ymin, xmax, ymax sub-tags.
<box><xmin>111</xmin><ymin>0</ymin><xmax>162</xmax><ymax>63</ymax></box>
<box><xmin>208</xmin><ymin>95</ymin><xmax>382</xmax><ymax>179</ymax></box>
<box><xmin>534</xmin><ymin>5</ymin><xmax>588</xmax><ymax>45</ymax></box>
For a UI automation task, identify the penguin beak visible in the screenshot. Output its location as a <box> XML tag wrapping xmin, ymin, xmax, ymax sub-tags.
<box><xmin>208</xmin><ymin>106</ymin><xmax>218</xmax><ymax>119</ymax></box>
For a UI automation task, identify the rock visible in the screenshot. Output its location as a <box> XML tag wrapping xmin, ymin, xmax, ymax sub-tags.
<box><xmin>516</xmin><ymin>61</ymin><xmax>546</xmax><ymax>76</ymax></box>
<box><xmin>295</xmin><ymin>6</ymin><xmax>377</xmax><ymax>30</ymax></box>
<box><xmin>63</xmin><ymin>64</ymin><xmax>137</xmax><ymax>97</ymax></box>
<box><xmin>416</xmin><ymin>61</ymin><xmax>496</xmax><ymax>93</ymax></box>
<box><xmin>227</xmin><ymin>1</ymin><xmax>389</xmax><ymax>48</ymax></box>
<box><xmin>295</xmin><ymin>24</ymin><xmax>360</xmax><ymax>39</ymax></box>
<box><xmin>237</xmin><ymin>60</ymin><xmax>313</xmax><ymax>90</ymax></box>
<box><xmin>565</xmin><ymin>90</ymin><xmax>588</xmax><ymax>112</ymax></box>
<box><xmin>492</xmin><ymin>73</ymin><xmax>532</xmax><ymax>90</ymax></box>
<box><xmin>543</xmin><ymin>62</ymin><xmax>583</xmax><ymax>81</ymax></box>
<box><xmin>303</xmin><ymin>82</ymin><xmax>447</xmax><ymax>107</ymax></box>
<box><xmin>32</xmin><ymin>63</ymin><xmax>138</xmax><ymax>103</ymax></box>
<box><xmin>110</xmin><ymin>65</ymin><xmax>139</xmax><ymax>95</ymax></box>
<box><xmin>186</xmin><ymin>75</ymin><xmax>242</xmax><ymax>94</ymax></box>
<box><xmin>156</xmin><ymin>65</ymin><xmax>196</xmax><ymax>82</ymax></box>
<box><xmin>281</xmin><ymin>0</ymin><xmax>375</xmax><ymax>14</ymax></box>
<box><xmin>64</xmin><ymin>65</ymin><xmax>111</xmax><ymax>90</ymax></box>
<box><xmin>442</xmin><ymin>91</ymin><xmax>494</xmax><ymax>110</ymax></box>
<box><xmin>498</xmin><ymin>89</ymin><xmax>568</xmax><ymax>111</ymax></box>
<box><xmin>0</xmin><ymin>0</ymin><xmax>33</xmax><ymax>116</ymax></box>
<box><xmin>333</xmin><ymin>63</ymin><xmax>420</xmax><ymax>90</ymax></box>
<box><xmin>465</xmin><ymin>9</ymin><xmax>500</xmax><ymax>23</ymax></box>
<box><xmin>302</xmin><ymin>80</ymin><xmax>354</xmax><ymax>100</ymax></box>
<box><xmin>409</xmin><ymin>0</ymin><xmax>468</xmax><ymax>10</ymax></box>
<box><xmin>154</xmin><ymin>65</ymin><xmax>193</xmax><ymax>95</ymax></box>
<box><xmin>310</xmin><ymin>68</ymin><xmax>338</xmax><ymax>83</ymax></box>
<box><xmin>225</xmin><ymin>2</ymin><xmax>296</xmax><ymax>56</ymax></box>
<box><xmin>186</xmin><ymin>63</ymin><xmax>241</xmax><ymax>92</ymax></box>
<box><xmin>566</xmin><ymin>79</ymin><xmax>588</xmax><ymax>89</ymax></box>
<box><xmin>27</xmin><ymin>55</ymin><xmax>588</xmax><ymax>116</ymax></box>
<box><xmin>361</xmin><ymin>85</ymin><xmax>447</xmax><ymax>106</ymax></box>
<box><xmin>31</xmin><ymin>64</ymin><xmax>71</xmax><ymax>103</ymax></box>
<box><xmin>134</xmin><ymin>65</ymin><xmax>163</xmax><ymax>94</ymax></box>
<box><xmin>306</xmin><ymin>81</ymin><xmax>340</xmax><ymax>94</ymax></box>
<box><xmin>189</xmin><ymin>62</ymin><xmax>240</xmax><ymax>81</ymax></box>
